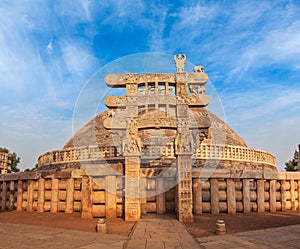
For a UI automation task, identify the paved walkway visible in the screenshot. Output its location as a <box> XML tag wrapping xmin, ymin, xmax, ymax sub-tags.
<box><xmin>0</xmin><ymin>222</ymin><xmax>127</xmax><ymax>249</ymax></box>
<box><xmin>125</xmin><ymin>217</ymin><xmax>200</xmax><ymax>249</ymax></box>
<box><xmin>197</xmin><ymin>224</ymin><xmax>300</xmax><ymax>248</ymax></box>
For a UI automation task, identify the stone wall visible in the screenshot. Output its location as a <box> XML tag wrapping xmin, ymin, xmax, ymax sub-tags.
<box><xmin>1</xmin><ymin>169</ymin><xmax>300</xmax><ymax>218</ymax></box>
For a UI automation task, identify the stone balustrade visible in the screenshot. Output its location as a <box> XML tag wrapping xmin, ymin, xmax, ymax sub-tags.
<box><xmin>38</xmin><ymin>144</ymin><xmax>276</xmax><ymax>168</ymax></box>
<box><xmin>196</xmin><ymin>144</ymin><xmax>276</xmax><ymax>167</ymax></box>
<box><xmin>37</xmin><ymin>145</ymin><xmax>123</xmax><ymax>167</ymax></box>
<box><xmin>141</xmin><ymin>143</ymin><xmax>175</xmax><ymax>158</ymax></box>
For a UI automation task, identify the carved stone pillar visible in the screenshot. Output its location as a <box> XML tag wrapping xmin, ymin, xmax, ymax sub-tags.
<box><xmin>177</xmin><ymin>153</ymin><xmax>193</xmax><ymax>222</ymax></box>
<box><xmin>125</xmin><ymin>156</ymin><xmax>140</xmax><ymax>221</ymax></box>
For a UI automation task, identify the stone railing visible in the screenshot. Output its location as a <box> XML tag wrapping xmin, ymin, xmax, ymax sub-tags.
<box><xmin>38</xmin><ymin>144</ymin><xmax>176</xmax><ymax>167</ymax></box>
<box><xmin>37</xmin><ymin>145</ymin><xmax>123</xmax><ymax>167</ymax></box>
<box><xmin>0</xmin><ymin>170</ymin><xmax>125</xmax><ymax>218</ymax></box>
<box><xmin>1</xmin><ymin>169</ymin><xmax>300</xmax><ymax>218</ymax></box>
<box><xmin>192</xmin><ymin>169</ymin><xmax>300</xmax><ymax>214</ymax></box>
<box><xmin>38</xmin><ymin>144</ymin><xmax>276</xmax><ymax>168</ymax></box>
<box><xmin>141</xmin><ymin>143</ymin><xmax>175</xmax><ymax>158</ymax></box>
<box><xmin>196</xmin><ymin>144</ymin><xmax>276</xmax><ymax>166</ymax></box>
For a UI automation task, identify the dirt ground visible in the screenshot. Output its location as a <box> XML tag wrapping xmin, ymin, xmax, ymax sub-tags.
<box><xmin>1</xmin><ymin>211</ymin><xmax>300</xmax><ymax>238</ymax></box>
<box><xmin>0</xmin><ymin>211</ymin><xmax>135</xmax><ymax>236</ymax></box>
<box><xmin>185</xmin><ymin>211</ymin><xmax>300</xmax><ymax>238</ymax></box>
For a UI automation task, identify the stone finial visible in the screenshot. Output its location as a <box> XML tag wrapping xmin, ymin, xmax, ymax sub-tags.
<box><xmin>174</xmin><ymin>54</ymin><xmax>186</xmax><ymax>73</ymax></box>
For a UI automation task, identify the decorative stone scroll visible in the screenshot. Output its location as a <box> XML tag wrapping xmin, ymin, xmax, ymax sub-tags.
<box><xmin>104</xmin><ymin>96</ymin><xmax>126</xmax><ymax>108</ymax></box>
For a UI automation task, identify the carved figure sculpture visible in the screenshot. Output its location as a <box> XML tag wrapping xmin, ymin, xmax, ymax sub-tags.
<box><xmin>193</xmin><ymin>65</ymin><xmax>205</xmax><ymax>73</ymax></box>
<box><xmin>174</xmin><ymin>54</ymin><xmax>186</xmax><ymax>72</ymax></box>
<box><xmin>128</xmin><ymin>118</ymin><xmax>142</xmax><ymax>152</ymax></box>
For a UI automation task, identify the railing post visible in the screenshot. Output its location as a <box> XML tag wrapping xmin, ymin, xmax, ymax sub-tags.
<box><xmin>290</xmin><ymin>179</ymin><xmax>296</xmax><ymax>211</ymax></box>
<box><xmin>27</xmin><ymin>180</ymin><xmax>34</xmax><ymax>212</ymax></box>
<box><xmin>210</xmin><ymin>179</ymin><xmax>219</xmax><ymax>214</ymax></box>
<box><xmin>105</xmin><ymin>176</ymin><xmax>117</xmax><ymax>218</ymax></box>
<box><xmin>8</xmin><ymin>181</ymin><xmax>14</xmax><ymax>210</ymax></box>
<box><xmin>243</xmin><ymin>179</ymin><xmax>251</xmax><ymax>213</ymax></box>
<box><xmin>281</xmin><ymin>180</ymin><xmax>287</xmax><ymax>212</ymax></box>
<box><xmin>1</xmin><ymin>181</ymin><xmax>7</xmax><ymax>211</ymax></box>
<box><xmin>257</xmin><ymin>179</ymin><xmax>265</xmax><ymax>213</ymax></box>
<box><xmin>270</xmin><ymin>180</ymin><xmax>276</xmax><ymax>213</ymax></box>
<box><xmin>17</xmin><ymin>180</ymin><xmax>23</xmax><ymax>211</ymax></box>
<box><xmin>65</xmin><ymin>178</ymin><xmax>74</xmax><ymax>213</ymax></box>
<box><xmin>227</xmin><ymin>179</ymin><xmax>236</xmax><ymax>214</ymax></box>
<box><xmin>50</xmin><ymin>178</ymin><xmax>59</xmax><ymax>213</ymax></box>
<box><xmin>193</xmin><ymin>178</ymin><xmax>202</xmax><ymax>215</ymax></box>
<box><xmin>37</xmin><ymin>178</ymin><xmax>45</xmax><ymax>212</ymax></box>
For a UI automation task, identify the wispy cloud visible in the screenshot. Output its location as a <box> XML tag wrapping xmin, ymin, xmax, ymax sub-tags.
<box><xmin>0</xmin><ymin>0</ymin><xmax>299</xmax><ymax>171</ymax></box>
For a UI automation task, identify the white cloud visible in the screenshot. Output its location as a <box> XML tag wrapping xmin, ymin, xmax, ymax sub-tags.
<box><xmin>61</xmin><ymin>42</ymin><xmax>98</xmax><ymax>76</ymax></box>
<box><xmin>170</xmin><ymin>3</ymin><xmax>219</xmax><ymax>30</ymax></box>
<box><xmin>47</xmin><ymin>41</ymin><xmax>53</xmax><ymax>55</ymax></box>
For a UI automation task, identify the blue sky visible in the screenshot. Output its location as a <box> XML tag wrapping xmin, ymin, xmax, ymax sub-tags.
<box><xmin>0</xmin><ymin>0</ymin><xmax>300</xmax><ymax>171</ymax></box>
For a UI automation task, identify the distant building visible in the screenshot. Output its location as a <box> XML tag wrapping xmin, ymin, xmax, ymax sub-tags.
<box><xmin>0</xmin><ymin>152</ymin><xmax>10</xmax><ymax>174</ymax></box>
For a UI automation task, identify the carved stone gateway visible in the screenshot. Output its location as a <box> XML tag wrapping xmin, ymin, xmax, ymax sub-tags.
<box><xmin>36</xmin><ymin>54</ymin><xmax>278</xmax><ymax>222</ymax></box>
<box><xmin>103</xmin><ymin>54</ymin><xmax>211</xmax><ymax>221</ymax></box>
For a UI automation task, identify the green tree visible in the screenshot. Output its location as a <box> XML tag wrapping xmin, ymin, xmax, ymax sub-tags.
<box><xmin>0</xmin><ymin>147</ymin><xmax>20</xmax><ymax>172</ymax></box>
<box><xmin>285</xmin><ymin>159</ymin><xmax>296</xmax><ymax>171</ymax></box>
